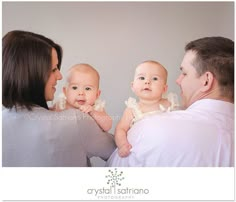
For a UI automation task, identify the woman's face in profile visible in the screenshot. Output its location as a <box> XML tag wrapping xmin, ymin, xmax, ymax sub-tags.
<box><xmin>44</xmin><ymin>48</ymin><xmax>62</xmax><ymax>101</ymax></box>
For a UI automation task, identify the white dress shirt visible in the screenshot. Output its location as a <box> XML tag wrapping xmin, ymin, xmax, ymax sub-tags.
<box><xmin>107</xmin><ymin>99</ymin><xmax>234</xmax><ymax>167</ymax></box>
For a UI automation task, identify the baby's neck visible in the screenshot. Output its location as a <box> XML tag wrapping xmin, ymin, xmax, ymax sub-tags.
<box><xmin>138</xmin><ymin>98</ymin><xmax>163</xmax><ymax>113</ymax></box>
<box><xmin>139</xmin><ymin>98</ymin><xmax>161</xmax><ymax>105</ymax></box>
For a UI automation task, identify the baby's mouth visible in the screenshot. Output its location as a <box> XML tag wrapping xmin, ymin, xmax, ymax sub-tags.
<box><xmin>76</xmin><ymin>100</ymin><xmax>86</xmax><ymax>105</ymax></box>
<box><xmin>143</xmin><ymin>88</ymin><xmax>151</xmax><ymax>91</ymax></box>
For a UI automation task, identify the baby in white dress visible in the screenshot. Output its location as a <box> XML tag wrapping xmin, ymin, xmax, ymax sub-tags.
<box><xmin>54</xmin><ymin>63</ymin><xmax>112</xmax><ymax>132</ymax></box>
<box><xmin>115</xmin><ymin>60</ymin><xmax>179</xmax><ymax>157</ymax></box>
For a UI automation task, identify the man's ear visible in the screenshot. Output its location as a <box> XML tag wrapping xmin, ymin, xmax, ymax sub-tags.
<box><xmin>97</xmin><ymin>89</ymin><xmax>101</xmax><ymax>98</ymax></box>
<box><xmin>200</xmin><ymin>71</ymin><xmax>214</xmax><ymax>92</ymax></box>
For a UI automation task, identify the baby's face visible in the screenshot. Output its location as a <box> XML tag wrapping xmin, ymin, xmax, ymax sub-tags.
<box><xmin>64</xmin><ymin>71</ymin><xmax>100</xmax><ymax>109</ymax></box>
<box><xmin>132</xmin><ymin>62</ymin><xmax>168</xmax><ymax>101</ymax></box>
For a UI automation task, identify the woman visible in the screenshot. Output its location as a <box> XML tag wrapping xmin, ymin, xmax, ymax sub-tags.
<box><xmin>2</xmin><ymin>30</ymin><xmax>116</xmax><ymax>166</ymax></box>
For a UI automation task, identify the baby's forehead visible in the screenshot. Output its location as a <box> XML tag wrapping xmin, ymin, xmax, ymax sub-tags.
<box><xmin>70</xmin><ymin>71</ymin><xmax>99</xmax><ymax>82</ymax></box>
<box><xmin>135</xmin><ymin>62</ymin><xmax>165</xmax><ymax>74</ymax></box>
<box><xmin>67</xmin><ymin>67</ymin><xmax>100</xmax><ymax>87</ymax></box>
<box><xmin>72</xmin><ymin>69</ymin><xmax>97</xmax><ymax>77</ymax></box>
<box><xmin>68</xmin><ymin>65</ymin><xmax>99</xmax><ymax>78</ymax></box>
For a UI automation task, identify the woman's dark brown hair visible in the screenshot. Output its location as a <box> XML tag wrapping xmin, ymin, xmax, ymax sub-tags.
<box><xmin>2</xmin><ymin>30</ymin><xmax>63</xmax><ymax>110</ymax></box>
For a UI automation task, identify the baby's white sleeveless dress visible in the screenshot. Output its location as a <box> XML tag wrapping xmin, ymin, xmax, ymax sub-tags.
<box><xmin>106</xmin><ymin>92</ymin><xmax>180</xmax><ymax>167</ymax></box>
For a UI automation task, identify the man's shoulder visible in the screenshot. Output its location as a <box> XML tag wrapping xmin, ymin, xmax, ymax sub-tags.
<box><xmin>129</xmin><ymin>109</ymin><xmax>201</xmax><ymax>134</ymax></box>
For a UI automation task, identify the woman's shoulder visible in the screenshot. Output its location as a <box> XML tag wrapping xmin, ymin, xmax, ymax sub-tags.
<box><xmin>2</xmin><ymin>106</ymin><xmax>89</xmax><ymax>123</ymax></box>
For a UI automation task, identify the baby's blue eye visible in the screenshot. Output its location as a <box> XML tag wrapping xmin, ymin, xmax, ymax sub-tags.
<box><xmin>139</xmin><ymin>76</ymin><xmax>145</xmax><ymax>80</ymax></box>
<box><xmin>153</xmin><ymin>77</ymin><xmax>158</xmax><ymax>81</ymax></box>
<box><xmin>85</xmin><ymin>87</ymin><xmax>91</xmax><ymax>91</ymax></box>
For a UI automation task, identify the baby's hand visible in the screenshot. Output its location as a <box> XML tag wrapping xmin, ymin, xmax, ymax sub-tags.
<box><xmin>118</xmin><ymin>143</ymin><xmax>132</xmax><ymax>157</ymax></box>
<box><xmin>79</xmin><ymin>104</ymin><xmax>93</xmax><ymax>113</ymax></box>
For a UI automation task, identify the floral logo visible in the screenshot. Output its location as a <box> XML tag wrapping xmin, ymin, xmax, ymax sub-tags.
<box><xmin>106</xmin><ymin>168</ymin><xmax>125</xmax><ymax>191</ymax></box>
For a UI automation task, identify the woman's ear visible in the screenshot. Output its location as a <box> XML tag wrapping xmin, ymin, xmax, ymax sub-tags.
<box><xmin>200</xmin><ymin>71</ymin><xmax>214</xmax><ymax>92</ymax></box>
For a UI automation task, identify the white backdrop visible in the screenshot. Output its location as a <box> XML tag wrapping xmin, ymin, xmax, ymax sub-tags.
<box><xmin>2</xmin><ymin>2</ymin><xmax>234</xmax><ymax>166</ymax></box>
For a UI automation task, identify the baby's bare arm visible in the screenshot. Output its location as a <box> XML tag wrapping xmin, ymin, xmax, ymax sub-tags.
<box><xmin>115</xmin><ymin>108</ymin><xmax>134</xmax><ymax>157</ymax></box>
<box><xmin>89</xmin><ymin>109</ymin><xmax>112</xmax><ymax>132</ymax></box>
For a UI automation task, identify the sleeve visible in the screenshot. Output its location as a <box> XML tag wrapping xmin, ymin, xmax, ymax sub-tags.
<box><xmin>76</xmin><ymin>112</ymin><xmax>116</xmax><ymax>160</ymax></box>
<box><xmin>55</xmin><ymin>92</ymin><xmax>67</xmax><ymax>110</ymax></box>
<box><xmin>125</xmin><ymin>97</ymin><xmax>143</xmax><ymax>121</ymax></box>
<box><xmin>125</xmin><ymin>97</ymin><xmax>137</xmax><ymax>108</ymax></box>
<box><xmin>93</xmin><ymin>98</ymin><xmax>106</xmax><ymax>112</ymax></box>
<box><xmin>166</xmin><ymin>92</ymin><xmax>180</xmax><ymax>110</ymax></box>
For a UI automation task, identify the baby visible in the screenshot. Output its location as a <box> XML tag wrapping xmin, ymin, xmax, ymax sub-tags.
<box><xmin>55</xmin><ymin>63</ymin><xmax>112</xmax><ymax>132</ymax></box>
<box><xmin>115</xmin><ymin>60</ymin><xmax>179</xmax><ymax>157</ymax></box>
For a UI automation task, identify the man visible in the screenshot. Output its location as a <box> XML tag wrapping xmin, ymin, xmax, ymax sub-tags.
<box><xmin>107</xmin><ymin>36</ymin><xmax>234</xmax><ymax>167</ymax></box>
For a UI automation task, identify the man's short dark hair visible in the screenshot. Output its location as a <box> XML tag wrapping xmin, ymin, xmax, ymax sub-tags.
<box><xmin>185</xmin><ymin>36</ymin><xmax>234</xmax><ymax>101</ymax></box>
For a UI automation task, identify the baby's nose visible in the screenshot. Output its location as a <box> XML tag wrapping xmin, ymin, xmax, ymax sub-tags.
<box><xmin>78</xmin><ymin>90</ymin><xmax>84</xmax><ymax>95</ymax></box>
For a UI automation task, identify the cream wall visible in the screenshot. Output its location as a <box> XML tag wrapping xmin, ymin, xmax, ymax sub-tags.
<box><xmin>2</xmin><ymin>2</ymin><xmax>234</xmax><ymax>166</ymax></box>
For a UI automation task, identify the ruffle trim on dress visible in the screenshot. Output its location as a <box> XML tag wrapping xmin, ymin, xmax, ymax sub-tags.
<box><xmin>125</xmin><ymin>92</ymin><xmax>180</xmax><ymax>125</ymax></box>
